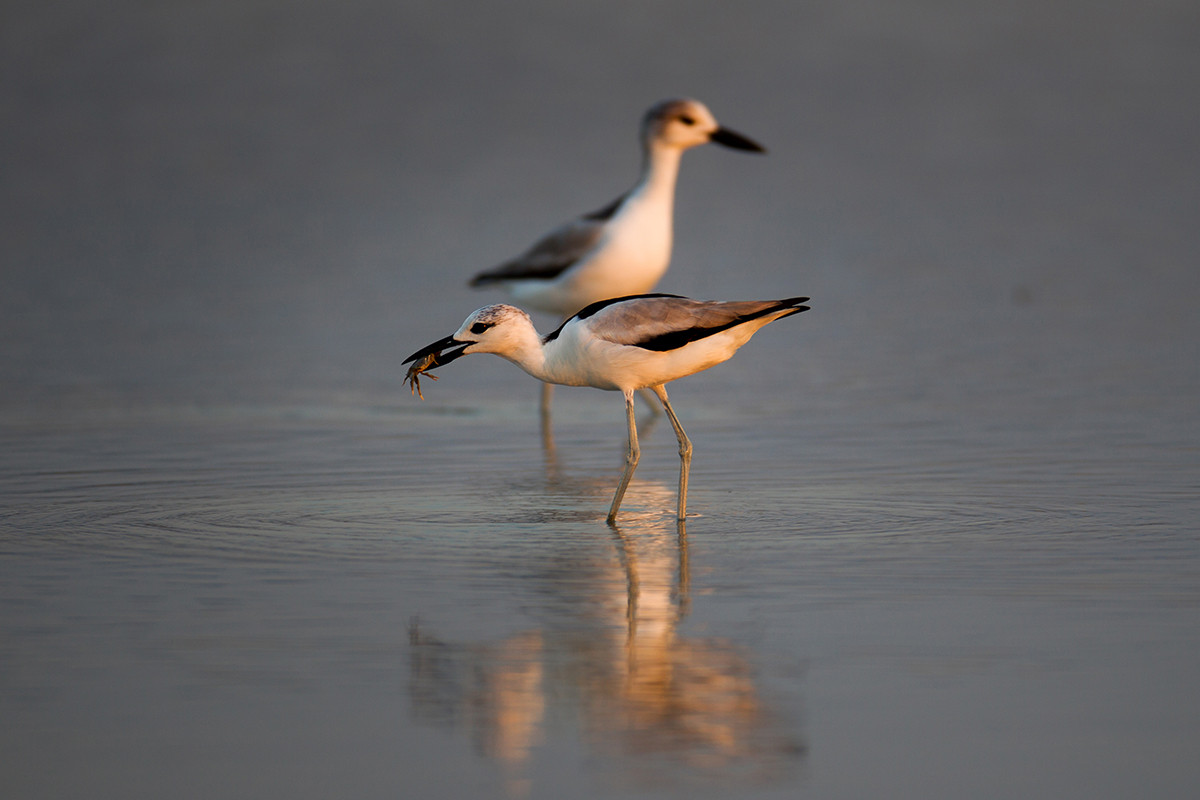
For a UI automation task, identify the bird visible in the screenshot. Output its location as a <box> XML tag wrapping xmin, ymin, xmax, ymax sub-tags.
<box><xmin>467</xmin><ymin>98</ymin><xmax>766</xmax><ymax>417</ymax></box>
<box><xmin>403</xmin><ymin>293</ymin><xmax>810</xmax><ymax>523</ymax></box>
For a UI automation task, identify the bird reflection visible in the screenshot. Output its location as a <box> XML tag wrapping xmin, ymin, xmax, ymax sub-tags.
<box><xmin>408</xmin><ymin>500</ymin><xmax>804</xmax><ymax>793</ymax></box>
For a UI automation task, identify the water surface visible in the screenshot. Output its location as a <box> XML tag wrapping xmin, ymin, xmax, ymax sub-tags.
<box><xmin>2</xmin><ymin>1</ymin><xmax>1198</xmax><ymax>798</ymax></box>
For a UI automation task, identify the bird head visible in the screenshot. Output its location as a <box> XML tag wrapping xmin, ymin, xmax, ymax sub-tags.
<box><xmin>403</xmin><ymin>304</ymin><xmax>536</xmax><ymax>372</ymax></box>
<box><xmin>641</xmin><ymin>98</ymin><xmax>766</xmax><ymax>153</ymax></box>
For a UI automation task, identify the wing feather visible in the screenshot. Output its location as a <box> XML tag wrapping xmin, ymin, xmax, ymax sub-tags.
<box><xmin>469</xmin><ymin>210</ymin><xmax>612</xmax><ymax>286</ymax></box>
<box><xmin>586</xmin><ymin>296</ymin><xmax>809</xmax><ymax>350</ymax></box>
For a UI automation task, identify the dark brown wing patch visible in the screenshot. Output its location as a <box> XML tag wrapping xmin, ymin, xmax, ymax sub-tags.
<box><xmin>469</xmin><ymin>207</ymin><xmax>615</xmax><ymax>287</ymax></box>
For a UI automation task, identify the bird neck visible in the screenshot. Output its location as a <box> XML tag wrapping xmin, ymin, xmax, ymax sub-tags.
<box><xmin>632</xmin><ymin>143</ymin><xmax>683</xmax><ymax>211</ymax></box>
<box><xmin>495</xmin><ymin>326</ymin><xmax>551</xmax><ymax>383</ymax></box>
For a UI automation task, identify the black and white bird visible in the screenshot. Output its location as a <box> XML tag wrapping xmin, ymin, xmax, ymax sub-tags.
<box><xmin>404</xmin><ymin>294</ymin><xmax>810</xmax><ymax>523</ymax></box>
<box><xmin>468</xmin><ymin>98</ymin><xmax>765</xmax><ymax>415</ymax></box>
<box><xmin>468</xmin><ymin>99</ymin><xmax>764</xmax><ymax>312</ymax></box>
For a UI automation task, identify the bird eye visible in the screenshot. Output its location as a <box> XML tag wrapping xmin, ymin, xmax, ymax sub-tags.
<box><xmin>679</xmin><ymin>115</ymin><xmax>696</xmax><ymax>126</ymax></box>
<box><xmin>470</xmin><ymin>322</ymin><xmax>491</xmax><ymax>334</ymax></box>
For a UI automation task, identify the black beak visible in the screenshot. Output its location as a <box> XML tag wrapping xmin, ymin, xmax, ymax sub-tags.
<box><xmin>709</xmin><ymin>126</ymin><xmax>766</xmax><ymax>153</ymax></box>
<box><xmin>403</xmin><ymin>334</ymin><xmax>472</xmax><ymax>369</ymax></box>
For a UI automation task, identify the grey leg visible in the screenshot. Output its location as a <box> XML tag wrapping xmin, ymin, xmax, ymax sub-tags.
<box><xmin>539</xmin><ymin>382</ymin><xmax>555</xmax><ymax>454</ymax></box>
<box><xmin>651</xmin><ymin>385</ymin><xmax>692</xmax><ymax>520</ymax></box>
<box><xmin>607</xmin><ymin>390</ymin><xmax>640</xmax><ymax>524</ymax></box>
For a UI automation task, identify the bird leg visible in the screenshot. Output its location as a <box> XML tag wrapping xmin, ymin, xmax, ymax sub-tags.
<box><xmin>607</xmin><ymin>390</ymin><xmax>641</xmax><ymax>524</ymax></box>
<box><xmin>539</xmin><ymin>382</ymin><xmax>555</xmax><ymax>423</ymax></box>
<box><xmin>651</xmin><ymin>385</ymin><xmax>692</xmax><ymax>520</ymax></box>
<box><xmin>539</xmin><ymin>382</ymin><xmax>556</xmax><ymax>456</ymax></box>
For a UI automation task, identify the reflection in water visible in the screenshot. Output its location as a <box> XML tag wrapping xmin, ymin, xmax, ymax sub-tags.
<box><xmin>408</xmin><ymin>627</ymin><xmax>547</xmax><ymax>796</ymax></box>
<box><xmin>408</xmin><ymin>496</ymin><xmax>805</xmax><ymax>794</ymax></box>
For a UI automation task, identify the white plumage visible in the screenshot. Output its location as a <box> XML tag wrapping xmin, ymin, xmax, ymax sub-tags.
<box><xmin>404</xmin><ymin>294</ymin><xmax>810</xmax><ymax>522</ymax></box>
<box><xmin>468</xmin><ymin>99</ymin><xmax>765</xmax><ymax>314</ymax></box>
<box><xmin>467</xmin><ymin>98</ymin><xmax>765</xmax><ymax>417</ymax></box>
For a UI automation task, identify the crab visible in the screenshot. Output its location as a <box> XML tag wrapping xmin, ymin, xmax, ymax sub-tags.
<box><xmin>404</xmin><ymin>352</ymin><xmax>441</xmax><ymax>400</ymax></box>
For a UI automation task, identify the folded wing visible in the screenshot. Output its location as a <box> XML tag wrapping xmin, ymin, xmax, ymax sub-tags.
<box><xmin>587</xmin><ymin>296</ymin><xmax>809</xmax><ymax>351</ymax></box>
<box><xmin>468</xmin><ymin>212</ymin><xmax>611</xmax><ymax>286</ymax></box>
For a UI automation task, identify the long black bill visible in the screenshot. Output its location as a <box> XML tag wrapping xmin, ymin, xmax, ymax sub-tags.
<box><xmin>709</xmin><ymin>126</ymin><xmax>766</xmax><ymax>153</ymax></box>
<box><xmin>402</xmin><ymin>334</ymin><xmax>472</xmax><ymax>369</ymax></box>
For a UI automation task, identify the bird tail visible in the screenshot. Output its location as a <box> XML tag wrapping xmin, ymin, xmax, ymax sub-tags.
<box><xmin>775</xmin><ymin>297</ymin><xmax>811</xmax><ymax>319</ymax></box>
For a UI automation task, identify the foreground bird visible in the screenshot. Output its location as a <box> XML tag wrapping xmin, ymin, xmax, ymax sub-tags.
<box><xmin>468</xmin><ymin>98</ymin><xmax>766</xmax><ymax>416</ymax></box>
<box><xmin>404</xmin><ymin>294</ymin><xmax>810</xmax><ymax>523</ymax></box>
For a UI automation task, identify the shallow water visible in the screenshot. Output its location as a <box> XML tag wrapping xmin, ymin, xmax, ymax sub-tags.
<box><xmin>3</xmin><ymin>1</ymin><xmax>1199</xmax><ymax>798</ymax></box>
